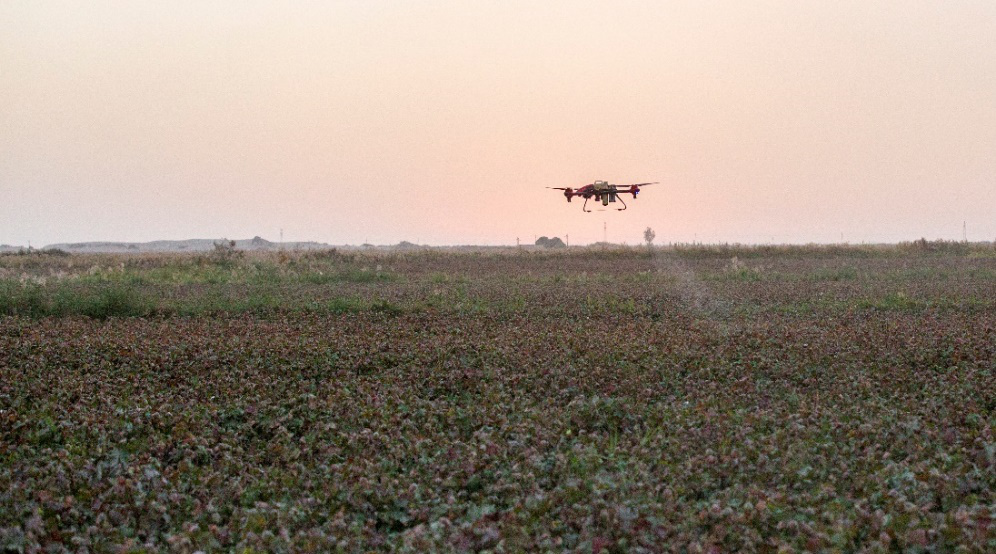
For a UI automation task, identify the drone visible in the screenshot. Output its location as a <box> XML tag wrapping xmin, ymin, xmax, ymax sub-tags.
<box><xmin>547</xmin><ymin>180</ymin><xmax>658</xmax><ymax>212</ymax></box>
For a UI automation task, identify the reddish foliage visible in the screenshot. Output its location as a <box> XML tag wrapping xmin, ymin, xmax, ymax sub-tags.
<box><xmin>1</xmin><ymin>248</ymin><xmax>994</xmax><ymax>551</ymax></box>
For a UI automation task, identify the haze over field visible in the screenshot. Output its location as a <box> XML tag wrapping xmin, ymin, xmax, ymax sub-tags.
<box><xmin>2</xmin><ymin>1</ymin><xmax>995</xmax><ymax>247</ymax></box>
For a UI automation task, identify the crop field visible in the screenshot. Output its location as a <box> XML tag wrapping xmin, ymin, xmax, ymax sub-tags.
<box><xmin>2</xmin><ymin>244</ymin><xmax>995</xmax><ymax>552</ymax></box>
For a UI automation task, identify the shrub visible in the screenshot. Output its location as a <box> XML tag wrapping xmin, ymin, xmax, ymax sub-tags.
<box><xmin>59</xmin><ymin>285</ymin><xmax>153</xmax><ymax>319</ymax></box>
<box><xmin>535</xmin><ymin>236</ymin><xmax>566</xmax><ymax>248</ymax></box>
<box><xmin>0</xmin><ymin>282</ymin><xmax>48</xmax><ymax>316</ymax></box>
<box><xmin>209</xmin><ymin>239</ymin><xmax>243</xmax><ymax>267</ymax></box>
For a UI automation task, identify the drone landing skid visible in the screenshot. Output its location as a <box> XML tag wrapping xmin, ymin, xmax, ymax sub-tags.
<box><xmin>583</xmin><ymin>195</ymin><xmax>628</xmax><ymax>212</ymax></box>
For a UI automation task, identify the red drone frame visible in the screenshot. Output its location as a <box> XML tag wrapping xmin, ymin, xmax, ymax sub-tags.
<box><xmin>547</xmin><ymin>180</ymin><xmax>658</xmax><ymax>212</ymax></box>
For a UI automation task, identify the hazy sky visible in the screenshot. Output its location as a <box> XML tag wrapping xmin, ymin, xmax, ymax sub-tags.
<box><xmin>3</xmin><ymin>1</ymin><xmax>995</xmax><ymax>246</ymax></box>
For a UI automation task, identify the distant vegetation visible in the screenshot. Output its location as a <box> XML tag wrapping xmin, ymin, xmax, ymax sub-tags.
<box><xmin>534</xmin><ymin>236</ymin><xmax>566</xmax><ymax>248</ymax></box>
<box><xmin>644</xmin><ymin>226</ymin><xmax>656</xmax><ymax>246</ymax></box>
<box><xmin>40</xmin><ymin>236</ymin><xmax>329</xmax><ymax>253</ymax></box>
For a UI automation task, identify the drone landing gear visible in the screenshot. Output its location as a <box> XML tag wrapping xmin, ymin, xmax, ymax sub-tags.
<box><xmin>584</xmin><ymin>195</ymin><xmax>628</xmax><ymax>212</ymax></box>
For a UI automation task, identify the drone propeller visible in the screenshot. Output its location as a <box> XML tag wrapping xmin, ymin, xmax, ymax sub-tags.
<box><xmin>546</xmin><ymin>186</ymin><xmax>576</xmax><ymax>202</ymax></box>
<box><xmin>623</xmin><ymin>181</ymin><xmax>658</xmax><ymax>199</ymax></box>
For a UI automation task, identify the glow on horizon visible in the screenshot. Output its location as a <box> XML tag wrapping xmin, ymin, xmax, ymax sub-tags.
<box><xmin>2</xmin><ymin>1</ymin><xmax>994</xmax><ymax>247</ymax></box>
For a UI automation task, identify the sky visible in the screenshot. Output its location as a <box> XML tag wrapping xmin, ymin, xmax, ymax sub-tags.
<box><xmin>2</xmin><ymin>1</ymin><xmax>995</xmax><ymax>247</ymax></box>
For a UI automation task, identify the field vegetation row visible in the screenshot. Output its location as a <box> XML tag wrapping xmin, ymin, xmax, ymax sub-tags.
<box><xmin>1</xmin><ymin>245</ymin><xmax>994</xmax><ymax>552</ymax></box>
<box><xmin>2</xmin><ymin>244</ymin><xmax>995</xmax><ymax>319</ymax></box>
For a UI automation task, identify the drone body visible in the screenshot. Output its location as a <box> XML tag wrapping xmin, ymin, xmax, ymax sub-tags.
<box><xmin>547</xmin><ymin>180</ymin><xmax>658</xmax><ymax>212</ymax></box>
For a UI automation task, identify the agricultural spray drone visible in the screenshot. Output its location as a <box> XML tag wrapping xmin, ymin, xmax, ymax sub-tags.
<box><xmin>547</xmin><ymin>180</ymin><xmax>658</xmax><ymax>212</ymax></box>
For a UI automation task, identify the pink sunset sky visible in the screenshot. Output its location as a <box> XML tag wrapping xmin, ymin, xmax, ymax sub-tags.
<box><xmin>2</xmin><ymin>1</ymin><xmax>994</xmax><ymax>246</ymax></box>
